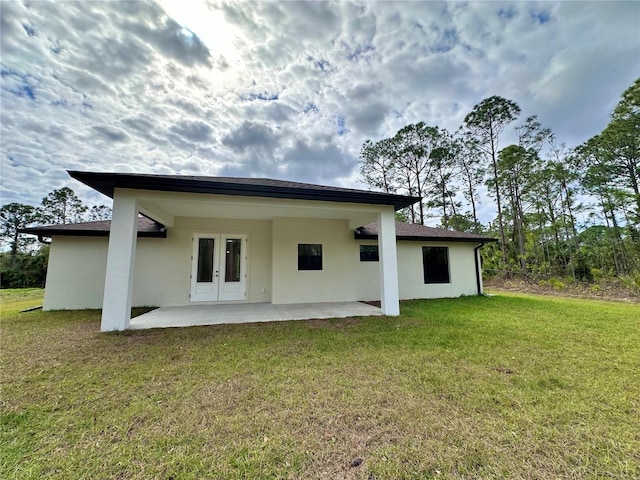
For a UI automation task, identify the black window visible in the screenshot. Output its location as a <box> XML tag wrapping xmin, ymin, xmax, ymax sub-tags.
<box><xmin>359</xmin><ymin>245</ymin><xmax>379</xmax><ymax>262</ymax></box>
<box><xmin>422</xmin><ymin>247</ymin><xmax>450</xmax><ymax>283</ymax></box>
<box><xmin>298</xmin><ymin>244</ymin><xmax>322</xmax><ymax>270</ymax></box>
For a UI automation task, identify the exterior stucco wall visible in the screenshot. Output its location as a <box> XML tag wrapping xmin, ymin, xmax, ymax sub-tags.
<box><xmin>397</xmin><ymin>241</ymin><xmax>479</xmax><ymax>299</ymax></box>
<box><xmin>351</xmin><ymin>239</ymin><xmax>381</xmax><ymax>301</ymax></box>
<box><xmin>43</xmin><ymin>217</ymin><xmax>272</xmax><ymax>310</ymax></box>
<box><xmin>336</xmin><ymin>240</ymin><xmax>480</xmax><ymax>301</ymax></box>
<box><xmin>44</xmin><ymin>237</ymin><xmax>109</xmax><ymax>310</ymax></box>
<box><xmin>272</xmin><ymin>217</ymin><xmax>378</xmax><ymax>304</ymax></box>
<box><xmin>162</xmin><ymin>217</ymin><xmax>272</xmax><ymax>305</ymax></box>
<box><xmin>43</xmin><ymin>217</ymin><xmax>482</xmax><ymax>310</ymax></box>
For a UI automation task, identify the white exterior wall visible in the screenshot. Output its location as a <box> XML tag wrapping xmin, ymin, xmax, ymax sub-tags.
<box><xmin>43</xmin><ymin>218</ymin><xmax>482</xmax><ymax>310</ymax></box>
<box><xmin>343</xmin><ymin>241</ymin><xmax>480</xmax><ymax>301</ymax></box>
<box><xmin>271</xmin><ymin>217</ymin><xmax>366</xmax><ymax>304</ymax></box>
<box><xmin>270</xmin><ymin>220</ymin><xmax>479</xmax><ymax>303</ymax></box>
<box><xmin>44</xmin><ymin>237</ymin><xmax>109</xmax><ymax>310</ymax></box>
<box><xmin>353</xmin><ymin>239</ymin><xmax>381</xmax><ymax>301</ymax></box>
<box><xmin>43</xmin><ymin>217</ymin><xmax>272</xmax><ymax>310</ymax></box>
<box><xmin>397</xmin><ymin>242</ymin><xmax>479</xmax><ymax>299</ymax></box>
<box><xmin>134</xmin><ymin>217</ymin><xmax>272</xmax><ymax>306</ymax></box>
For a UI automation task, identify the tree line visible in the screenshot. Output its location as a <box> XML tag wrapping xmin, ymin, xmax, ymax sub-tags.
<box><xmin>0</xmin><ymin>187</ymin><xmax>111</xmax><ymax>288</ymax></box>
<box><xmin>359</xmin><ymin>78</ymin><xmax>639</xmax><ymax>281</ymax></box>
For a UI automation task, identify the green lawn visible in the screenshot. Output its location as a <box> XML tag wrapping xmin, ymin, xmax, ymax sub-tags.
<box><xmin>1</xmin><ymin>290</ymin><xmax>639</xmax><ymax>479</ymax></box>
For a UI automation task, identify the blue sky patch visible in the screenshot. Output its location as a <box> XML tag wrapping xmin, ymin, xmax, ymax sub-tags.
<box><xmin>434</xmin><ymin>28</ymin><xmax>459</xmax><ymax>53</ymax></box>
<box><xmin>22</xmin><ymin>24</ymin><xmax>37</xmax><ymax>37</ymax></box>
<box><xmin>335</xmin><ymin>116</ymin><xmax>348</xmax><ymax>136</ymax></box>
<box><xmin>497</xmin><ymin>6</ymin><xmax>517</xmax><ymax>20</ymax></box>
<box><xmin>303</xmin><ymin>102</ymin><xmax>318</xmax><ymax>114</ymax></box>
<box><xmin>11</xmin><ymin>84</ymin><xmax>36</xmax><ymax>101</ymax></box>
<box><xmin>314</xmin><ymin>59</ymin><xmax>330</xmax><ymax>71</ymax></box>
<box><xmin>345</xmin><ymin>43</ymin><xmax>375</xmax><ymax>62</ymax></box>
<box><xmin>242</xmin><ymin>92</ymin><xmax>279</xmax><ymax>102</ymax></box>
<box><xmin>2</xmin><ymin>68</ymin><xmax>38</xmax><ymax>101</ymax></box>
<box><xmin>307</xmin><ymin>56</ymin><xmax>331</xmax><ymax>72</ymax></box>
<box><xmin>82</xmin><ymin>96</ymin><xmax>93</xmax><ymax>110</ymax></box>
<box><xmin>530</xmin><ymin>9</ymin><xmax>551</xmax><ymax>25</ymax></box>
<box><xmin>51</xmin><ymin>98</ymin><xmax>67</xmax><ymax>107</ymax></box>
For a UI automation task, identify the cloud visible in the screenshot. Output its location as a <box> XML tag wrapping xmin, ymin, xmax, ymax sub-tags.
<box><xmin>92</xmin><ymin>125</ymin><xmax>130</xmax><ymax>143</ymax></box>
<box><xmin>222</xmin><ymin>121</ymin><xmax>280</xmax><ymax>153</ymax></box>
<box><xmin>170</xmin><ymin>120</ymin><xmax>214</xmax><ymax>143</ymax></box>
<box><xmin>121</xmin><ymin>9</ymin><xmax>211</xmax><ymax>68</ymax></box>
<box><xmin>0</xmin><ymin>0</ymin><xmax>638</xmax><ymax>226</ymax></box>
<box><xmin>281</xmin><ymin>141</ymin><xmax>354</xmax><ymax>184</ymax></box>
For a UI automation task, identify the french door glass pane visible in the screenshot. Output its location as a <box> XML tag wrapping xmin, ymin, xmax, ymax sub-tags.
<box><xmin>225</xmin><ymin>239</ymin><xmax>242</xmax><ymax>282</ymax></box>
<box><xmin>197</xmin><ymin>238</ymin><xmax>214</xmax><ymax>282</ymax></box>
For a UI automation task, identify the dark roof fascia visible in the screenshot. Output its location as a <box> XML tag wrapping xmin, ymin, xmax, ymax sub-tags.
<box><xmin>67</xmin><ymin>171</ymin><xmax>420</xmax><ymax>211</ymax></box>
<box><xmin>354</xmin><ymin>232</ymin><xmax>497</xmax><ymax>243</ymax></box>
<box><xmin>19</xmin><ymin>227</ymin><xmax>167</xmax><ymax>239</ymax></box>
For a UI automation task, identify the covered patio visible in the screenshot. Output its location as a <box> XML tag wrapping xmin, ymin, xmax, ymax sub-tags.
<box><xmin>64</xmin><ymin>171</ymin><xmax>419</xmax><ymax>332</ymax></box>
<box><xmin>129</xmin><ymin>301</ymin><xmax>383</xmax><ymax>330</ymax></box>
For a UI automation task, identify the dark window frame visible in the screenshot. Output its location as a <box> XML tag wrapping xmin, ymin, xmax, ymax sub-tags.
<box><xmin>359</xmin><ymin>244</ymin><xmax>379</xmax><ymax>262</ymax></box>
<box><xmin>422</xmin><ymin>246</ymin><xmax>450</xmax><ymax>284</ymax></box>
<box><xmin>298</xmin><ymin>243</ymin><xmax>323</xmax><ymax>271</ymax></box>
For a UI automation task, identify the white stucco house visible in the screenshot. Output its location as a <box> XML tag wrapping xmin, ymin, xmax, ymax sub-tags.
<box><xmin>22</xmin><ymin>171</ymin><xmax>494</xmax><ymax>332</ymax></box>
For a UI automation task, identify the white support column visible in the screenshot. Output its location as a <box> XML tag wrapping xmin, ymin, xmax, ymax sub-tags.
<box><xmin>101</xmin><ymin>192</ymin><xmax>138</xmax><ymax>332</ymax></box>
<box><xmin>378</xmin><ymin>208</ymin><xmax>400</xmax><ymax>316</ymax></box>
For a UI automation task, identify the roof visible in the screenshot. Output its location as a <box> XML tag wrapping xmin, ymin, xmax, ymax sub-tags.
<box><xmin>21</xmin><ymin>218</ymin><xmax>494</xmax><ymax>243</ymax></box>
<box><xmin>355</xmin><ymin>221</ymin><xmax>496</xmax><ymax>243</ymax></box>
<box><xmin>19</xmin><ymin>216</ymin><xmax>167</xmax><ymax>238</ymax></box>
<box><xmin>68</xmin><ymin>171</ymin><xmax>420</xmax><ymax>211</ymax></box>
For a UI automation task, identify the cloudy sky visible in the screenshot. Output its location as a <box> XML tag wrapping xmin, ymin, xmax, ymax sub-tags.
<box><xmin>1</xmin><ymin>0</ymin><xmax>638</xmax><ymax>222</ymax></box>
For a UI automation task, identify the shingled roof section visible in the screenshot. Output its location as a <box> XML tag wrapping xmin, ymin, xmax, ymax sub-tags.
<box><xmin>19</xmin><ymin>216</ymin><xmax>166</xmax><ymax>238</ymax></box>
<box><xmin>355</xmin><ymin>221</ymin><xmax>496</xmax><ymax>243</ymax></box>
<box><xmin>67</xmin><ymin>171</ymin><xmax>420</xmax><ymax>211</ymax></box>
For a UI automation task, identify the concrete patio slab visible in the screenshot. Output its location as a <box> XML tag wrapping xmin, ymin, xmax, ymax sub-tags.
<box><xmin>129</xmin><ymin>302</ymin><xmax>383</xmax><ymax>330</ymax></box>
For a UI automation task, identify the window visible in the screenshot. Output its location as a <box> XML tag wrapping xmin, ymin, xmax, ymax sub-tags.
<box><xmin>197</xmin><ymin>238</ymin><xmax>215</xmax><ymax>282</ymax></box>
<box><xmin>359</xmin><ymin>245</ymin><xmax>379</xmax><ymax>262</ymax></box>
<box><xmin>298</xmin><ymin>244</ymin><xmax>322</xmax><ymax>270</ymax></box>
<box><xmin>224</xmin><ymin>238</ymin><xmax>242</xmax><ymax>282</ymax></box>
<box><xmin>422</xmin><ymin>246</ymin><xmax>450</xmax><ymax>283</ymax></box>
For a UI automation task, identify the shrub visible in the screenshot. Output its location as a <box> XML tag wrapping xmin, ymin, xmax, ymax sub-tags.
<box><xmin>573</xmin><ymin>252</ymin><xmax>593</xmax><ymax>283</ymax></box>
<box><xmin>619</xmin><ymin>272</ymin><xmax>640</xmax><ymax>295</ymax></box>
<box><xmin>549</xmin><ymin>278</ymin><xmax>566</xmax><ymax>290</ymax></box>
<box><xmin>0</xmin><ymin>248</ymin><xmax>48</xmax><ymax>288</ymax></box>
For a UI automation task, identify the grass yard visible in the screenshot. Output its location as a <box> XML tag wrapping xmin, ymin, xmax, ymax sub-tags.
<box><xmin>1</xmin><ymin>290</ymin><xmax>639</xmax><ymax>479</ymax></box>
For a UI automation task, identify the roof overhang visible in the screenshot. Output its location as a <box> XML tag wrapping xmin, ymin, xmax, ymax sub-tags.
<box><xmin>354</xmin><ymin>232</ymin><xmax>497</xmax><ymax>243</ymax></box>
<box><xmin>19</xmin><ymin>217</ymin><xmax>167</xmax><ymax>239</ymax></box>
<box><xmin>19</xmin><ymin>227</ymin><xmax>166</xmax><ymax>239</ymax></box>
<box><xmin>118</xmin><ymin>189</ymin><xmax>392</xmax><ymax>230</ymax></box>
<box><xmin>354</xmin><ymin>222</ymin><xmax>498</xmax><ymax>244</ymax></box>
<box><xmin>68</xmin><ymin>171</ymin><xmax>420</xmax><ymax>211</ymax></box>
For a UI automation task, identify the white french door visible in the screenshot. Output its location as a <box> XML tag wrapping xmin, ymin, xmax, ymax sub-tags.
<box><xmin>190</xmin><ymin>234</ymin><xmax>247</xmax><ymax>302</ymax></box>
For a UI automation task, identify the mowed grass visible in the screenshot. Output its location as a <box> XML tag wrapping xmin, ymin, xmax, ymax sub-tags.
<box><xmin>1</xmin><ymin>290</ymin><xmax>639</xmax><ymax>479</ymax></box>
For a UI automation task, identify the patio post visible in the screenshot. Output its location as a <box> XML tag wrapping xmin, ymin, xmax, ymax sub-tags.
<box><xmin>378</xmin><ymin>208</ymin><xmax>400</xmax><ymax>316</ymax></box>
<box><xmin>101</xmin><ymin>191</ymin><xmax>138</xmax><ymax>331</ymax></box>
